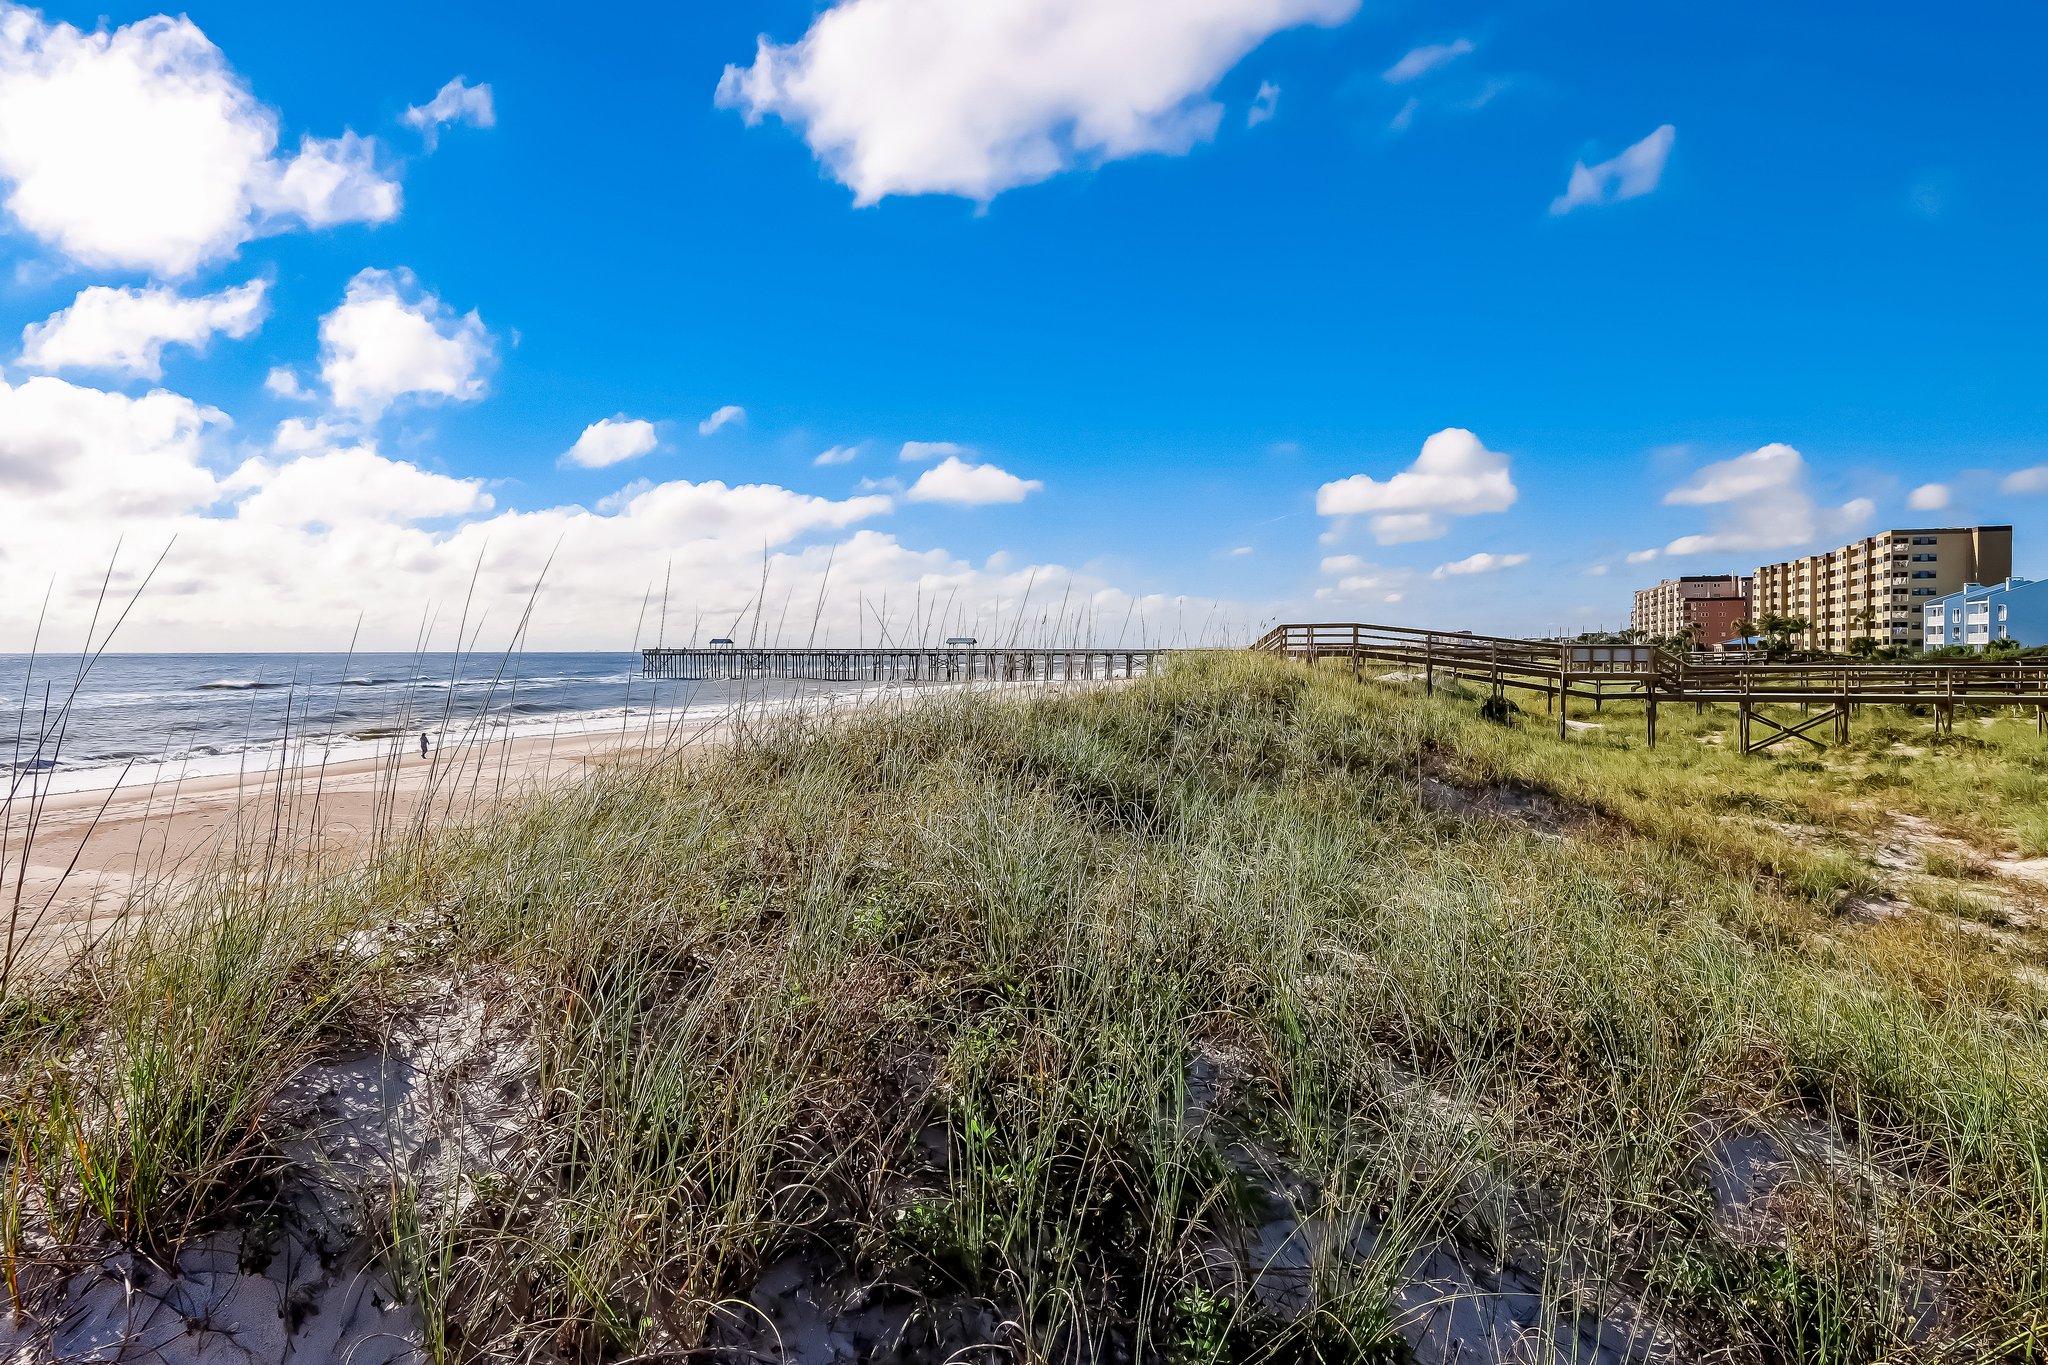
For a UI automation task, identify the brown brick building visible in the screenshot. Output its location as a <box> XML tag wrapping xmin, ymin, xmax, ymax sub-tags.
<box><xmin>1630</xmin><ymin>574</ymin><xmax>1752</xmax><ymax>645</ymax></box>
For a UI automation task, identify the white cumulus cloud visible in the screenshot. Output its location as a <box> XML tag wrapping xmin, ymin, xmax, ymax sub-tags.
<box><xmin>234</xmin><ymin>445</ymin><xmax>491</xmax><ymax>529</ymax></box>
<box><xmin>1246</xmin><ymin>80</ymin><xmax>1279</xmax><ymax>127</ymax></box>
<box><xmin>258</xmin><ymin>131</ymin><xmax>400</xmax><ymax>229</ymax></box>
<box><xmin>900</xmin><ymin>440</ymin><xmax>966</xmax><ymax>462</ymax></box>
<box><xmin>715</xmin><ymin>0</ymin><xmax>1361</xmax><ymax>204</ymax></box>
<box><xmin>1659</xmin><ymin>443</ymin><xmax>1873</xmax><ymax>555</ymax></box>
<box><xmin>1625</xmin><ymin>548</ymin><xmax>1660</xmax><ymax>564</ymax></box>
<box><xmin>814</xmin><ymin>443</ymin><xmax>861</xmax><ymax>465</ymax></box>
<box><xmin>318</xmin><ymin>268</ymin><xmax>491</xmax><ymax>419</ymax></box>
<box><xmin>1314</xmin><ymin>427</ymin><xmax>1517</xmax><ymax>544</ymax></box>
<box><xmin>0</xmin><ymin>373</ymin><xmax>1204</xmax><ymax>654</ymax></box>
<box><xmin>1432</xmin><ymin>551</ymin><xmax>1528</xmax><ymax>578</ymax></box>
<box><xmin>404</xmin><ymin>76</ymin><xmax>495</xmax><ymax>150</ymax></box>
<box><xmin>1906</xmin><ymin>482</ymin><xmax>1950</xmax><ymax>511</ymax></box>
<box><xmin>0</xmin><ymin>373</ymin><xmax>222</xmax><ymax>522</ymax></box>
<box><xmin>1312</xmin><ymin>555</ymin><xmax>1409</xmax><ymax>601</ymax></box>
<box><xmin>562</xmin><ymin>416</ymin><xmax>660</xmax><ymax>469</ymax></box>
<box><xmin>2000</xmin><ymin>467</ymin><xmax>2048</xmax><ymax>495</ymax></box>
<box><xmin>1551</xmin><ymin>124</ymin><xmax>1675</xmax><ymax>216</ymax></box>
<box><xmin>698</xmin><ymin>404</ymin><xmax>746</xmax><ymax>436</ymax></box>
<box><xmin>906</xmin><ymin>454</ymin><xmax>1042</xmax><ymax>505</ymax></box>
<box><xmin>0</xmin><ymin>6</ymin><xmax>399</xmax><ymax>275</ymax></box>
<box><xmin>1383</xmin><ymin>38</ymin><xmax>1472</xmax><ymax>84</ymax></box>
<box><xmin>272</xmin><ymin>416</ymin><xmax>357</xmax><ymax>453</ymax></box>
<box><xmin>20</xmin><ymin>279</ymin><xmax>267</xmax><ymax>379</ymax></box>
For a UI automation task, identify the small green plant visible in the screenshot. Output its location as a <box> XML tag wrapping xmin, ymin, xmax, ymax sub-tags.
<box><xmin>1656</xmin><ymin>1238</ymin><xmax>1903</xmax><ymax>1365</ymax></box>
<box><xmin>846</xmin><ymin>896</ymin><xmax>903</xmax><ymax>942</ymax></box>
<box><xmin>1168</xmin><ymin>1286</ymin><xmax>1238</xmax><ymax>1364</ymax></box>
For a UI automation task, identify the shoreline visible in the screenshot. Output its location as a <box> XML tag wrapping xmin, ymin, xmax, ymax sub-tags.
<box><xmin>2</xmin><ymin>722</ymin><xmax>676</xmax><ymax>951</ymax></box>
<box><xmin>1</xmin><ymin>693</ymin><xmax>798</xmax><ymax>954</ymax></box>
<box><xmin>0</xmin><ymin>678</ymin><xmax>1069</xmax><ymax>954</ymax></box>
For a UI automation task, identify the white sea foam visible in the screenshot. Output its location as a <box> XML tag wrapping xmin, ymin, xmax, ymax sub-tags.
<box><xmin>21</xmin><ymin>673</ymin><xmax>1003</xmax><ymax>796</ymax></box>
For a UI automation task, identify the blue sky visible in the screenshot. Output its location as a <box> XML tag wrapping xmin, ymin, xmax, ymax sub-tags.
<box><xmin>0</xmin><ymin>0</ymin><xmax>2041</xmax><ymax>649</ymax></box>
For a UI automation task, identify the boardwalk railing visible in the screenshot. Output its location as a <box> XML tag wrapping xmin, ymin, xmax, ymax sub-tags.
<box><xmin>1253</xmin><ymin>621</ymin><xmax>2048</xmax><ymax>753</ymax></box>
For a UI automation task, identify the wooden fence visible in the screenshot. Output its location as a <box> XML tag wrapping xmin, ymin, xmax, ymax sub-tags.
<box><xmin>1253</xmin><ymin>622</ymin><xmax>2048</xmax><ymax>753</ymax></box>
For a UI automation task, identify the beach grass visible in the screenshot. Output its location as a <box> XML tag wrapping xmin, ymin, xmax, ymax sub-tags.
<box><xmin>3</xmin><ymin>651</ymin><xmax>2046</xmax><ymax>1360</ymax></box>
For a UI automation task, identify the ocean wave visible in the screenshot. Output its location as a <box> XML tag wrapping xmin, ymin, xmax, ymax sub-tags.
<box><xmin>198</xmin><ymin>679</ymin><xmax>289</xmax><ymax>692</ymax></box>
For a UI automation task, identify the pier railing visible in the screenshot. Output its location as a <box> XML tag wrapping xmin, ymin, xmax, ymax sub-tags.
<box><xmin>640</xmin><ymin>646</ymin><xmax>1165</xmax><ymax>684</ymax></box>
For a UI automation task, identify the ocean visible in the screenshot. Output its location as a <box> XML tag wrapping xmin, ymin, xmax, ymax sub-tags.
<box><xmin>0</xmin><ymin>652</ymin><xmax>901</xmax><ymax>794</ymax></box>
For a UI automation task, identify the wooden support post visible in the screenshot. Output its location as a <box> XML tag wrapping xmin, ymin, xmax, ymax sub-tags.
<box><xmin>1558</xmin><ymin>672</ymin><xmax>1570</xmax><ymax>739</ymax></box>
<box><xmin>1425</xmin><ymin>634</ymin><xmax>1435</xmax><ymax>695</ymax></box>
<box><xmin>1646</xmin><ymin>694</ymin><xmax>1658</xmax><ymax>749</ymax></box>
<box><xmin>1739</xmin><ymin>702</ymin><xmax>1751</xmax><ymax>754</ymax></box>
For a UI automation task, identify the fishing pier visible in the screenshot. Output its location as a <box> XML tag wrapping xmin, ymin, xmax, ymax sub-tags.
<box><xmin>641</xmin><ymin>646</ymin><xmax>1166</xmax><ymax>684</ymax></box>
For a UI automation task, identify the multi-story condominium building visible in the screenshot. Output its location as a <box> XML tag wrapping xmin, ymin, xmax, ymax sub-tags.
<box><xmin>1923</xmin><ymin>577</ymin><xmax>2048</xmax><ymax>650</ymax></box>
<box><xmin>1630</xmin><ymin>574</ymin><xmax>1751</xmax><ymax>645</ymax></box>
<box><xmin>1750</xmin><ymin>525</ymin><xmax>2012</xmax><ymax>652</ymax></box>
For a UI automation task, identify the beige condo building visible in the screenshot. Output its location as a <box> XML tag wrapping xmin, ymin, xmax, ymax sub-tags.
<box><xmin>1750</xmin><ymin>526</ymin><xmax>2012</xmax><ymax>651</ymax></box>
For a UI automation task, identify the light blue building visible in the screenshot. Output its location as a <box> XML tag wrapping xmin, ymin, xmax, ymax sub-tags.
<box><xmin>1922</xmin><ymin>577</ymin><xmax>2048</xmax><ymax>650</ymax></box>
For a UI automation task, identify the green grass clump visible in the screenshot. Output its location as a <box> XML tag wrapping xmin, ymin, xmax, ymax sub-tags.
<box><xmin>3</xmin><ymin>883</ymin><xmax>373</xmax><ymax>1258</ymax></box>
<box><xmin>1921</xmin><ymin>847</ymin><xmax>1988</xmax><ymax>882</ymax></box>
<box><xmin>2014</xmin><ymin>809</ymin><xmax>2048</xmax><ymax>859</ymax></box>
<box><xmin>4</xmin><ymin>652</ymin><xmax>2047</xmax><ymax>1361</ymax></box>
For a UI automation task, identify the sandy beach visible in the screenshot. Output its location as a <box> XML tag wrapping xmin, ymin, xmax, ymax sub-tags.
<box><xmin>0</xmin><ymin>711</ymin><xmax>730</xmax><ymax>955</ymax></box>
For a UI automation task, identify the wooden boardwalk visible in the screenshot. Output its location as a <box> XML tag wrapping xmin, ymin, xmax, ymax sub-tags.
<box><xmin>1255</xmin><ymin>621</ymin><xmax>2048</xmax><ymax>753</ymax></box>
<box><xmin>641</xmin><ymin>646</ymin><xmax>1165</xmax><ymax>684</ymax></box>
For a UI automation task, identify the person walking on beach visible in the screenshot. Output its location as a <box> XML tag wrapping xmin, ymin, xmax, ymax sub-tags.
<box><xmin>420</xmin><ymin>731</ymin><xmax>430</xmax><ymax>759</ymax></box>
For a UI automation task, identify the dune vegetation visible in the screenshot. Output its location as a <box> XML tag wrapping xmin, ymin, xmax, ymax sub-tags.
<box><xmin>2</xmin><ymin>652</ymin><xmax>2045</xmax><ymax>1363</ymax></box>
